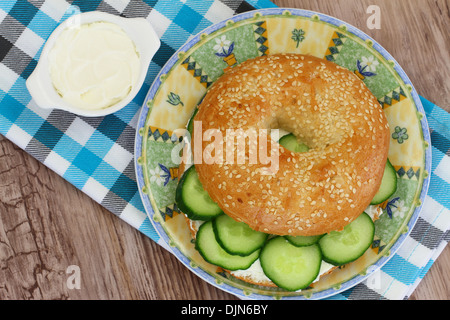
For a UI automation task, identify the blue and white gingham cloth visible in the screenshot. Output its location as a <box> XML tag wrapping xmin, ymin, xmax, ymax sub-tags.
<box><xmin>0</xmin><ymin>0</ymin><xmax>448</xmax><ymax>300</ymax></box>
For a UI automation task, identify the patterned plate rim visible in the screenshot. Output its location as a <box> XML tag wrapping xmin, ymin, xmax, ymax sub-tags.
<box><xmin>134</xmin><ymin>8</ymin><xmax>432</xmax><ymax>300</ymax></box>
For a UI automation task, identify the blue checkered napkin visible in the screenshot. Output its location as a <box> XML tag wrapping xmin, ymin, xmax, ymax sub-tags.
<box><xmin>0</xmin><ymin>0</ymin><xmax>158</xmax><ymax>242</ymax></box>
<box><xmin>0</xmin><ymin>0</ymin><xmax>449</xmax><ymax>300</ymax></box>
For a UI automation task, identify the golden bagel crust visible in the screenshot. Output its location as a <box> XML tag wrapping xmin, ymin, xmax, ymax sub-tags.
<box><xmin>193</xmin><ymin>53</ymin><xmax>390</xmax><ymax>236</ymax></box>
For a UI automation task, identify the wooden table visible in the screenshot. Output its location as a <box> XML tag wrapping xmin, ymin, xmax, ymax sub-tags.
<box><xmin>0</xmin><ymin>0</ymin><xmax>448</xmax><ymax>300</ymax></box>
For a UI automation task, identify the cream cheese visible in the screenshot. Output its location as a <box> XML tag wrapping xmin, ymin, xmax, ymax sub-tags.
<box><xmin>230</xmin><ymin>254</ymin><xmax>335</xmax><ymax>289</ymax></box>
<box><xmin>49</xmin><ymin>21</ymin><xmax>140</xmax><ymax>110</ymax></box>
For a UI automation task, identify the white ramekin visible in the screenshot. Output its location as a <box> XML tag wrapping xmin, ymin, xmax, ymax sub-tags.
<box><xmin>26</xmin><ymin>11</ymin><xmax>160</xmax><ymax>117</ymax></box>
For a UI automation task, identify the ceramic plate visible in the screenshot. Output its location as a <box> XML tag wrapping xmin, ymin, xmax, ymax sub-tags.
<box><xmin>135</xmin><ymin>8</ymin><xmax>431</xmax><ymax>300</ymax></box>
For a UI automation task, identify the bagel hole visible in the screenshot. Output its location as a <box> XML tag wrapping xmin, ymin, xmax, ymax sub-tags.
<box><xmin>277</xmin><ymin>131</ymin><xmax>310</xmax><ymax>153</ymax></box>
<box><xmin>268</xmin><ymin>116</ymin><xmax>311</xmax><ymax>153</ymax></box>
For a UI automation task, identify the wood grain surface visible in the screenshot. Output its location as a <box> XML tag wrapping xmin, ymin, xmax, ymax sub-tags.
<box><xmin>0</xmin><ymin>0</ymin><xmax>449</xmax><ymax>300</ymax></box>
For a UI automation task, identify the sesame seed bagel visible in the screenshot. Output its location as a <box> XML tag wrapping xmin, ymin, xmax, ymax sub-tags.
<box><xmin>192</xmin><ymin>53</ymin><xmax>390</xmax><ymax>236</ymax></box>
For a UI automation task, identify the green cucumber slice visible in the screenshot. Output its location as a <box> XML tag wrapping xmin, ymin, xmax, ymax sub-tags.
<box><xmin>212</xmin><ymin>214</ymin><xmax>268</xmax><ymax>256</ymax></box>
<box><xmin>285</xmin><ymin>234</ymin><xmax>324</xmax><ymax>247</ymax></box>
<box><xmin>187</xmin><ymin>107</ymin><xmax>198</xmax><ymax>138</ymax></box>
<box><xmin>260</xmin><ymin>237</ymin><xmax>322</xmax><ymax>291</ymax></box>
<box><xmin>279</xmin><ymin>133</ymin><xmax>309</xmax><ymax>153</ymax></box>
<box><xmin>195</xmin><ymin>221</ymin><xmax>260</xmax><ymax>271</ymax></box>
<box><xmin>371</xmin><ymin>159</ymin><xmax>398</xmax><ymax>204</ymax></box>
<box><xmin>318</xmin><ymin>212</ymin><xmax>374</xmax><ymax>266</ymax></box>
<box><xmin>175</xmin><ymin>165</ymin><xmax>224</xmax><ymax>221</ymax></box>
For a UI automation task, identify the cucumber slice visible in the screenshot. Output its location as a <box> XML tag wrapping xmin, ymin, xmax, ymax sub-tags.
<box><xmin>260</xmin><ymin>237</ymin><xmax>322</xmax><ymax>291</ymax></box>
<box><xmin>371</xmin><ymin>159</ymin><xmax>397</xmax><ymax>205</ymax></box>
<box><xmin>187</xmin><ymin>107</ymin><xmax>198</xmax><ymax>138</ymax></box>
<box><xmin>285</xmin><ymin>234</ymin><xmax>324</xmax><ymax>247</ymax></box>
<box><xmin>175</xmin><ymin>165</ymin><xmax>224</xmax><ymax>221</ymax></box>
<box><xmin>319</xmin><ymin>212</ymin><xmax>374</xmax><ymax>266</ymax></box>
<box><xmin>279</xmin><ymin>133</ymin><xmax>309</xmax><ymax>153</ymax></box>
<box><xmin>212</xmin><ymin>214</ymin><xmax>268</xmax><ymax>256</ymax></box>
<box><xmin>195</xmin><ymin>221</ymin><xmax>260</xmax><ymax>271</ymax></box>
